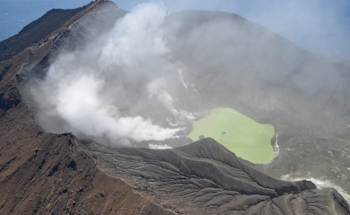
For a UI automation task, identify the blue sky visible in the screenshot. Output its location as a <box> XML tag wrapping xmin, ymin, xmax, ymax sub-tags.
<box><xmin>1</xmin><ymin>0</ymin><xmax>350</xmax><ymax>58</ymax></box>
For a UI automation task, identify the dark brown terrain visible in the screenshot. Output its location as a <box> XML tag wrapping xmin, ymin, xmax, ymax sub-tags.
<box><xmin>0</xmin><ymin>2</ymin><xmax>169</xmax><ymax>214</ymax></box>
<box><xmin>1</xmin><ymin>0</ymin><xmax>350</xmax><ymax>214</ymax></box>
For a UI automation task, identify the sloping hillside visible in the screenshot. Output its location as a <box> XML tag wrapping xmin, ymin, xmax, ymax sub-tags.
<box><xmin>0</xmin><ymin>7</ymin><xmax>87</xmax><ymax>61</ymax></box>
<box><xmin>0</xmin><ymin>1</ymin><xmax>350</xmax><ymax>214</ymax></box>
<box><xmin>0</xmin><ymin>1</ymin><xmax>169</xmax><ymax>214</ymax></box>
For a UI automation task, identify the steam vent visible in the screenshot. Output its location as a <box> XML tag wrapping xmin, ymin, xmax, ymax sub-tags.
<box><xmin>0</xmin><ymin>0</ymin><xmax>350</xmax><ymax>214</ymax></box>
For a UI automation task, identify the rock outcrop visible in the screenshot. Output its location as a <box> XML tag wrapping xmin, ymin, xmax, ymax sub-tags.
<box><xmin>0</xmin><ymin>1</ymin><xmax>350</xmax><ymax>214</ymax></box>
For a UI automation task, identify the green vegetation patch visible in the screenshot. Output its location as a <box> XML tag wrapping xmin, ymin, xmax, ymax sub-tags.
<box><xmin>188</xmin><ymin>108</ymin><xmax>274</xmax><ymax>163</ymax></box>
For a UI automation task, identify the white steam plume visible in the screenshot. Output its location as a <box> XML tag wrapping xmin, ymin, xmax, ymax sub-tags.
<box><xmin>149</xmin><ymin>143</ymin><xmax>173</xmax><ymax>150</ymax></box>
<box><xmin>31</xmin><ymin>3</ymin><xmax>182</xmax><ymax>146</ymax></box>
<box><xmin>281</xmin><ymin>175</ymin><xmax>350</xmax><ymax>203</ymax></box>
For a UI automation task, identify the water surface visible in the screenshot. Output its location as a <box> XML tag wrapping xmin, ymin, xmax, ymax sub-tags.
<box><xmin>188</xmin><ymin>108</ymin><xmax>274</xmax><ymax>163</ymax></box>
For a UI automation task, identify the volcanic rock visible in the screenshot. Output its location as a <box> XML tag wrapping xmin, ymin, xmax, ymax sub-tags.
<box><xmin>0</xmin><ymin>0</ymin><xmax>350</xmax><ymax>214</ymax></box>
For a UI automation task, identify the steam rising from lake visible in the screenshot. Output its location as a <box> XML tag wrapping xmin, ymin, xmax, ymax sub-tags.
<box><xmin>28</xmin><ymin>2</ymin><xmax>344</xmax><ymax>148</ymax></box>
<box><xmin>30</xmin><ymin>3</ymin><xmax>183</xmax><ymax>145</ymax></box>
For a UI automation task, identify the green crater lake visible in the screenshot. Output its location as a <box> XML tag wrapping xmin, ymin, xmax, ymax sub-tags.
<box><xmin>188</xmin><ymin>108</ymin><xmax>275</xmax><ymax>163</ymax></box>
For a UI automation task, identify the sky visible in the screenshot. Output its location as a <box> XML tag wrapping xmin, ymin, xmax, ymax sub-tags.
<box><xmin>0</xmin><ymin>0</ymin><xmax>350</xmax><ymax>58</ymax></box>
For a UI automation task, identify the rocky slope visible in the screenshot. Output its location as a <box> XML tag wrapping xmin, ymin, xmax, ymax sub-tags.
<box><xmin>1</xmin><ymin>0</ymin><xmax>350</xmax><ymax>214</ymax></box>
<box><xmin>81</xmin><ymin>138</ymin><xmax>350</xmax><ymax>214</ymax></box>
<box><xmin>0</xmin><ymin>2</ymin><xmax>169</xmax><ymax>214</ymax></box>
<box><xmin>165</xmin><ymin>10</ymin><xmax>350</xmax><ymax>197</ymax></box>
